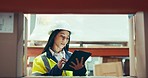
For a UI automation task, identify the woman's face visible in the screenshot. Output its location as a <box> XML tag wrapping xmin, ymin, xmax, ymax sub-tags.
<box><xmin>53</xmin><ymin>30</ymin><xmax>70</xmax><ymax>50</ymax></box>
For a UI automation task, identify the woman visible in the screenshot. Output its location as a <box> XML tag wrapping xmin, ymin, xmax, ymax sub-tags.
<box><xmin>32</xmin><ymin>29</ymin><xmax>86</xmax><ymax>76</ymax></box>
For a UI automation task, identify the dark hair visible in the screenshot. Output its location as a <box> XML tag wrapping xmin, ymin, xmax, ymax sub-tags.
<box><xmin>42</xmin><ymin>29</ymin><xmax>71</xmax><ymax>53</ymax></box>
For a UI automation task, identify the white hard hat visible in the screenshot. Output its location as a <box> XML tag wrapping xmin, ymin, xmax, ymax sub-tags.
<box><xmin>52</xmin><ymin>20</ymin><xmax>71</xmax><ymax>31</ymax></box>
<box><xmin>48</xmin><ymin>20</ymin><xmax>72</xmax><ymax>35</ymax></box>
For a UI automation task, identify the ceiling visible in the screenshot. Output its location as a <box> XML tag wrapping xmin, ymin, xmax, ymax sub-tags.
<box><xmin>0</xmin><ymin>0</ymin><xmax>148</xmax><ymax>14</ymax></box>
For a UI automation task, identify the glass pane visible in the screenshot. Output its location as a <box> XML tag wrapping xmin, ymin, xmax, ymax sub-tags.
<box><xmin>28</xmin><ymin>14</ymin><xmax>129</xmax><ymax>42</ymax></box>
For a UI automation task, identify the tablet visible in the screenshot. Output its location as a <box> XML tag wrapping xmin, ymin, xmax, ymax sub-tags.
<box><xmin>62</xmin><ymin>50</ymin><xmax>91</xmax><ymax>71</ymax></box>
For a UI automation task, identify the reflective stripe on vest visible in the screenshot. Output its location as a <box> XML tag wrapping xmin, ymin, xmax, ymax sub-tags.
<box><xmin>41</xmin><ymin>55</ymin><xmax>51</xmax><ymax>72</ymax></box>
<box><xmin>41</xmin><ymin>54</ymin><xmax>73</xmax><ymax>76</ymax></box>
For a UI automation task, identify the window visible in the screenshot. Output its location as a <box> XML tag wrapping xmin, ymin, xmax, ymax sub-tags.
<box><xmin>25</xmin><ymin>14</ymin><xmax>130</xmax><ymax>76</ymax></box>
<box><xmin>26</xmin><ymin>14</ymin><xmax>129</xmax><ymax>47</ymax></box>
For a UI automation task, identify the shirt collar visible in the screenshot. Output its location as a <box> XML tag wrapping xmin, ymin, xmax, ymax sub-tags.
<box><xmin>49</xmin><ymin>48</ymin><xmax>65</xmax><ymax>56</ymax></box>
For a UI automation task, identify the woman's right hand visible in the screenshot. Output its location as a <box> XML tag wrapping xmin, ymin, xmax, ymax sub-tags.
<box><xmin>57</xmin><ymin>57</ymin><xmax>67</xmax><ymax>69</ymax></box>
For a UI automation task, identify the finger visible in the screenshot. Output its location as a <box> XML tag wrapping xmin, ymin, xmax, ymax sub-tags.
<box><xmin>61</xmin><ymin>58</ymin><xmax>66</xmax><ymax>62</ymax></box>
<box><xmin>76</xmin><ymin>58</ymin><xmax>79</xmax><ymax>64</ymax></box>
<box><xmin>80</xmin><ymin>57</ymin><xmax>84</xmax><ymax>64</ymax></box>
<box><xmin>69</xmin><ymin>65</ymin><xmax>75</xmax><ymax>69</ymax></box>
<box><xmin>61</xmin><ymin>57</ymin><xmax>65</xmax><ymax>60</ymax></box>
<box><xmin>59</xmin><ymin>60</ymin><xmax>65</xmax><ymax>65</ymax></box>
<box><xmin>60</xmin><ymin>58</ymin><xmax>66</xmax><ymax>62</ymax></box>
<box><xmin>61</xmin><ymin>61</ymin><xmax>66</xmax><ymax>64</ymax></box>
<box><xmin>71</xmin><ymin>61</ymin><xmax>76</xmax><ymax>66</ymax></box>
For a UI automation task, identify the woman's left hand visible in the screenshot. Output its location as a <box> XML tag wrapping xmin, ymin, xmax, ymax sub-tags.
<box><xmin>69</xmin><ymin>57</ymin><xmax>84</xmax><ymax>70</ymax></box>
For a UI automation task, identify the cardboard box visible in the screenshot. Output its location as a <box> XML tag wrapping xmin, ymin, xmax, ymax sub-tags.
<box><xmin>94</xmin><ymin>62</ymin><xmax>123</xmax><ymax>76</ymax></box>
<box><xmin>103</xmin><ymin>57</ymin><xmax>122</xmax><ymax>63</ymax></box>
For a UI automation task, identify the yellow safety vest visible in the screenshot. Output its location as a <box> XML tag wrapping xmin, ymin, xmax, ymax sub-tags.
<box><xmin>32</xmin><ymin>52</ymin><xmax>73</xmax><ymax>76</ymax></box>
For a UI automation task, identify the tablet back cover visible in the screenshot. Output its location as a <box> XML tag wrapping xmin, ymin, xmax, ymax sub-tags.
<box><xmin>62</xmin><ymin>50</ymin><xmax>91</xmax><ymax>71</ymax></box>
